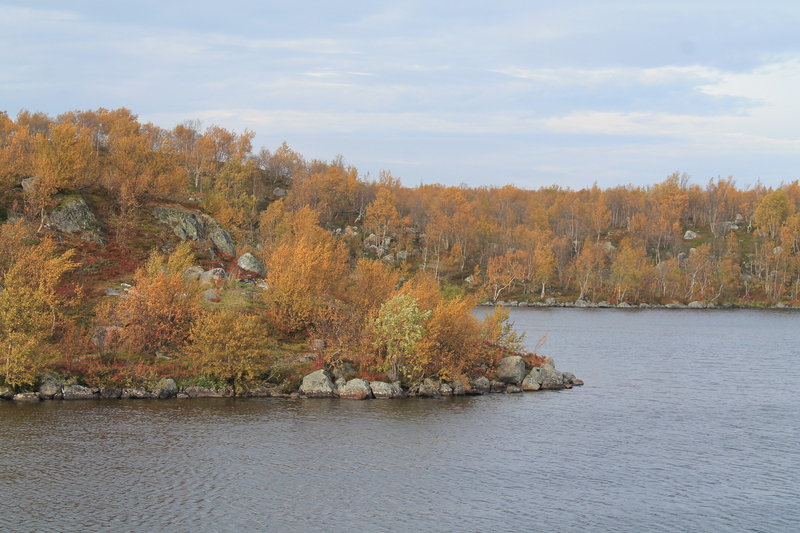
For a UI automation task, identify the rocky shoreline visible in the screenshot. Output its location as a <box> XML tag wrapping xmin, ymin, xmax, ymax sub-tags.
<box><xmin>480</xmin><ymin>299</ymin><xmax>800</xmax><ymax>310</ymax></box>
<box><xmin>0</xmin><ymin>356</ymin><xmax>582</xmax><ymax>402</ymax></box>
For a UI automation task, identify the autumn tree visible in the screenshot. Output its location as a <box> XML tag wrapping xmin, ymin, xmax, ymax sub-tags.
<box><xmin>369</xmin><ymin>293</ymin><xmax>430</xmax><ymax>382</ymax></box>
<box><xmin>188</xmin><ymin>309</ymin><xmax>269</xmax><ymax>394</ymax></box>
<box><xmin>754</xmin><ymin>189</ymin><xmax>792</xmax><ymax>240</ymax></box>
<box><xmin>611</xmin><ymin>239</ymin><xmax>650</xmax><ymax>303</ymax></box>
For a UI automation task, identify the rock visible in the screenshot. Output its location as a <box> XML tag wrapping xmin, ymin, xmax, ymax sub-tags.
<box><xmin>104</xmin><ymin>288</ymin><xmax>122</xmax><ymax>296</ymax></box>
<box><xmin>200</xmin><ymin>268</ymin><xmax>228</xmax><ymax>286</ymax></box>
<box><xmin>152</xmin><ymin>206</ymin><xmax>236</xmax><ymax>256</ymax></box>
<box><xmin>48</xmin><ymin>196</ymin><xmax>99</xmax><ymax>234</ymax></box>
<box><xmin>495</xmin><ymin>356</ymin><xmax>526</xmax><ymax>384</ymax></box>
<box><xmin>687</xmin><ymin>301</ymin><xmax>704</xmax><ymax>309</ymax></box>
<box><xmin>99</xmin><ymin>387</ymin><xmax>122</xmax><ymax>399</ymax></box>
<box><xmin>38</xmin><ymin>374</ymin><xmax>63</xmax><ymax>399</ymax></box>
<box><xmin>417</xmin><ymin>378</ymin><xmax>441</xmax><ymax>398</ymax></box>
<box><xmin>450</xmin><ymin>381</ymin><xmax>466</xmax><ymax>396</ymax></box>
<box><xmin>184</xmin><ymin>266</ymin><xmax>205</xmax><ymax>281</ymax></box>
<box><xmin>21</xmin><ymin>176</ymin><xmax>39</xmax><ymax>192</ymax></box>
<box><xmin>91</xmin><ymin>326</ymin><xmax>122</xmax><ymax>352</ymax></box>
<box><xmin>506</xmin><ymin>384</ymin><xmax>523</xmax><ymax>393</ymax></box>
<box><xmin>273</xmin><ymin>187</ymin><xmax>288</xmax><ymax>197</ymax></box>
<box><xmin>121</xmin><ymin>388</ymin><xmax>156</xmax><ymax>399</ymax></box>
<box><xmin>370</xmin><ymin>381</ymin><xmax>404</xmax><ymax>399</ymax></box>
<box><xmin>469</xmin><ymin>376</ymin><xmax>491</xmax><ymax>395</ymax></box>
<box><xmin>154</xmin><ymin>378</ymin><xmax>178</xmax><ymax>399</ymax></box>
<box><xmin>237</xmin><ymin>253</ymin><xmax>266</xmax><ymax>277</ymax></box>
<box><xmin>203</xmin><ymin>288</ymin><xmax>220</xmax><ymax>301</ymax></box>
<box><xmin>490</xmin><ymin>380</ymin><xmax>507</xmax><ymax>393</ymax></box>
<box><xmin>439</xmin><ymin>382</ymin><xmax>453</xmax><ymax>396</ymax></box>
<box><xmin>562</xmin><ymin>372</ymin><xmax>584</xmax><ymax>386</ymax></box>
<box><xmin>337</xmin><ymin>378</ymin><xmax>373</xmax><ymax>400</ymax></box>
<box><xmin>0</xmin><ymin>385</ymin><xmax>14</xmax><ymax>399</ymax></box>
<box><xmin>537</xmin><ymin>365</ymin><xmax>567</xmax><ymax>390</ymax></box>
<box><xmin>183</xmin><ymin>386</ymin><xmax>231</xmax><ymax>398</ymax></box>
<box><xmin>683</xmin><ymin>230</ymin><xmax>698</xmax><ymax>240</ymax></box>
<box><xmin>62</xmin><ymin>384</ymin><xmax>96</xmax><ymax>400</ymax></box>
<box><xmin>13</xmin><ymin>392</ymin><xmax>40</xmax><ymax>402</ymax></box>
<box><xmin>521</xmin><ymin>372</ymin><xmax>541</xmax><ymax>391</ymax></box>
<box><xmin>382</xmin><ymin>253</ymin><xmax>394</xmax><ymax>263</ymax></box>
<box><xmin>300</xmin><ymin>369</ymin><xmax>336</xmax><ymax>398</ymax></box>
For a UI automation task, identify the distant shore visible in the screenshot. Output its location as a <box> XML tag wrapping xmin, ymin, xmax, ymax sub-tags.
<box><xmin>480</xmin><ymin>300</ymin><xmax>800</xmax><ymax>310</ymax></box>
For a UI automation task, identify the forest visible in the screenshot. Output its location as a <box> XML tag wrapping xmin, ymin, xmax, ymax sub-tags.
<box><xmin>0</xmin><ymin>108</ymin><xmax>797</xmax><ymax>391</ymax></box>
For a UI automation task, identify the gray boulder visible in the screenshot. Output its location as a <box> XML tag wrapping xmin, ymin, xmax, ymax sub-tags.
<box><xmin>154</xmin><ymin>378</ymin><xmax>178</xmax><ymax>399</ymax></box>
<box><xmin>469</xmin><ymin>376</ymin><xmax>491</xmax><ymax>395</ymax></box>
<box><xmin>48</xmin><ymin>196</ymin><xmax>98</xmax><ymax>233</ymax></box>
<box><xmin>273</xmin><ymin>187</ymin><xmax>288</xmax><ymax>197</ymax></box>
<box><xmin>687</xmin><ymin>301</ymin><xmax>704</xmax><ymax>309</ymax></box>
<box><xmin>121</xmin><ymin>388</ymin><xmax>156</xmax><ymax>399</ymax></box>
<box><xmin>495</xmin><ymin>356</ymin><xmax>526</xmax><ymax>384</ymax></box>
<box><xmin>370</xmin><ymin>381</ymin><xmax>404</xmax><ymax>399</ymax></box>
<box><xmin>13</xmin><ymin>392</ymin><xmax>40</xmax><ymax>402</ymax></box>
<box><xmin>152</xmin><ymin>206</ymin><xmax>236</xmax><ymax>257</ymax></box>
<box><xmin>183</xmin><ymin>386</ymin><xmax>232</xmax><ymax>398</ymax></box>
<box><xmin>99</xmin><ymin>387</ymin><xmax>122</xmax><ymax>399</ymax></box>
<box><xmin>537</xmin><ymin>365</ymin><xmax>568</xmax><ymax>390</ymax></box>
<box><xmin>203</xmin><ymin>288</ymin><xmax>220</xmax><ymax>301</ymax></box>
<box><xmin>521</xmin><ymin>372</ymin><xmax>541</xmax><ymax>391</ymax></box>
<box><xmin>300</xmin><ymin>369</ymin><xmax>336</xmax><ymax>398</ymax></box>
<box><xmin>417</xmin><ymin>378</ymin><xmax>441</xmax><ymax>398</ymax></box>
<box><xmin>683</xmin><ymin>230</ymin><xmax>698</xmax><ymax>240</ymax></box>
<box><xmin>200</xmin><ymin>268</ymin><xmax>228</xmax><ymax>286</ymax></box>
<box><xmin>0</xmin><ymin>385</ymin><xmax>14</xmax><ymax>399</ymax></box>
<box><xmin>450</xmin><ymin>381</ymin><xmax>467</xmax><ymax>396</ymax></box>
<box><xmin>337</xmin><ymin>378</ymin><xmax>373</xmax><ymax>400</ymax></box>
<box><xmin>439</xmin><ymin>382</ymin><xmax>453</xmax><ymax>396</ymax></box>
<box><xmin>562</xmin><ymin>372</ymin><xmax>584</xmax><ymax>386</ymax></box>
<box><xmin>237</xmin><ymin>253</ymin><xmax>266</xmax><ymax>277</ymax></box>
<box><xmin>38</xmin><ymin>374</ymin><xmax>64</xmax><ymax>399</ymax></box>
<box><xmin>62</xmin><ymin>384</ymin><xmax>96</xmax><ymax>400</ymax></box>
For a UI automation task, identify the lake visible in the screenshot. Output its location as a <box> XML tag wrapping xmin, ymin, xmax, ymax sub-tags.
<box><xmin>1</xmin><ymin>309</ymin><xmax>798</xmax><ymax>532</ymax></box>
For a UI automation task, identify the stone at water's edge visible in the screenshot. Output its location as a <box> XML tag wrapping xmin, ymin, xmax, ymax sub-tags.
<box><xmin>13</xmin><ymin>392</ymin><xmax>40</xmax><ymax>402</ymax></box>
<box><xmin>495</xmin><ymin>356</ymin><xmax>526</xmax><ymax>384</ymax></box>
<box><xmin>370</xmin><ymin>381</ymin><xmax>404</xmax><ymax>399</ymax></box>
<box><xmin>300</xmin><ymin>369</ymin><xmax>336</xmax><ymax>398</ymax></box>
<box><xmin>337</xmin><ymin>378</ymin><xmax>373</xmax><ymax>400</ymax></box>
<box><xmin>62</xmin><ymin>384</ymin><xmax>95</xmax><ymax>400</ymax></box>
<box><xmin>0</xmin><ymin>386</ymin><xmax>14</xmax><ymax>400</ymax></box>
<box><xmin>469</xmin><ymin>376</ymin><xmax>491</xmax><ymax>395</ymax></box>
<box><xmin>521</xmin><ymin>373</ymin><xmax>541</xmax><ymax>391</ymax></box>
<box><xmin>416</xmin><ymin>378</ymin><xmax>442</xmax><ymax>398</ymax></box>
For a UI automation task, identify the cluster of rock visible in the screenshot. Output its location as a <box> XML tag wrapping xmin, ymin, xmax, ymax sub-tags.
<box><xmin>152</xmin><ymin>205</ymin><xmax>236</xmax><ymax>257</ymax></box>
<box><xmin>298</xmin><ymin>356</ymin><xmax>582</xmax><ymax>400</ymax></box>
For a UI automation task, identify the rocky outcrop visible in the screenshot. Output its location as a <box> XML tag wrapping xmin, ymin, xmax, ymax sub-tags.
<box><xmin>495</xmin><ymin>356</ymin><xmax>526</xmax><ymax>384</ymax></box>
<box><xmin>48</xmin><ymin>196</ymin><xmax>98</xmax><ymax>233</ymax></box>
<box><xmin>370</xmin><ymin>381</ymin><xmax>404</xmax><ymax>399</ymax></box>
<box><xmin>337</xmin><ymin>378</ymin><xmax>373</xmax><ymax>400</ymax></box>
<box><xmin>523</xmin><ymin>364</ymin><xmax>583</xmax><ymax>391</ymax></box>
<box><xmin>300</xmin><ymin>369</ymin><xmax>336</xmax><ymax>398</ymax></box>
<box><xmin>237</xmin><ymin>253</ymin><xmax>266</xmax><ymax>277</ymax></box>
<box><xmin>152</xmin><ymin>205</ymin><xmax>236</xmax><ymax>257</ymax></box>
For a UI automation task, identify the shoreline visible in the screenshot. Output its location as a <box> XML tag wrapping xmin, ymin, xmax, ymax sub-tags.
<box><xmin>1</xmin><ymin>358</ymin><xmax>583</xmax><ymax>403</ymax></box>
<box><xmin>480</xmin><ymin>300</ymin><xmax>800</xmax><ymax>310</ymax></box>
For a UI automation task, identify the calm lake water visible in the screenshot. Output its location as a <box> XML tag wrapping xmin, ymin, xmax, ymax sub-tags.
<box><xmin>1</xmin><ymin>309</ymin><xmax>799</xmax><ymax>532</ymax></box>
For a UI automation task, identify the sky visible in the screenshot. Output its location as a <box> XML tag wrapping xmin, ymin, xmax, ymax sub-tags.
<box><xmin>2</xmin><ymin>1</ymin><xmax>799</xmax><ymax>189</ymax></box>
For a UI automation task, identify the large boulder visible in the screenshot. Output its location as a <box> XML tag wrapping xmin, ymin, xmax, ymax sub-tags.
<box><xmin>416</xmin><ymin>378</ymin><xmax>441</xmax><ymax>398</ymax></box>
<box><xmin>38</xmin><ymin>374</ymin><xmax>64</xmax><ymax>399</ymax></box>
<box><xmin>152</xmin><ymin>206</ymin><xmax>236</xmax><ymax>257</ymax></box>
<box><xmin>237</xmin><ymin>253</ymin><xmax>266</xmax><ymax>277</ymax></box>
<box><xmin>495</xmin><ymin>356</ymin><xmax>526</xmax><ymax>384</ymax></box>
<box><xmin>48</xmin><ymin>196</ymin><xmax>100</xmax><ymax>238</ymax></box>
<box><xmin>525</xmin><ymin>365</ymin><xmax>569</xmax><ymax>390</ymax></box>
<box><xmin>521</xmin><ymin>372</ymin><xmax>541</xmax><ymax>391</ymax></box>
<box><xmin>369</xmin><ymin>381</ymin><xmax>404</xmax><ymax>399</ymax></box>
<box><xmin>337</xmin><ymin>378</ymin><xmax>373</xmax><ymax>400</ymax></box>
<box><xmin>153</xmin><ymin>378</ymin><xmax>178</xmax><ymax>399</ymax></box>
<box><xmin>683</xmin><ymin>230</ymin><xmax>698</xmax><ymax>240</ymax></box>
<box><xmin>200</xmin><ymin>268</ymin><xmax>228</xmax><ymax>286</ymax></box>
<box><xmin>300</xmin><ymin>369</ymin><xmax>336</xmax><ymax>398</ymax></box>
<box><xmin>62</xmin><ymin>384</ymin><xmax>96</xmax><ymax>400</ymax></box>
<box><xmin>469</xmin><ymin>376</ymin><xmax>491</xmax><ymax>395</ymax></box>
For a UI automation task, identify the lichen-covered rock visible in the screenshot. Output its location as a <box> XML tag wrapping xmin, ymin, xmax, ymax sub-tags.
<box><xmin>439</xmin><ymin>382</ymin><xmax>453</xmax><ymax>396</ymax></box>
<box><xmin>154</xmin><ymin>378</ymin><xmax>178</xmax><ymax>399</ymax></box>
<box><xmin>417</xmin><ymin>378</ymin><xmax>441</xmax><ymax>398</ymax></box>
<box><xmin>152</xmin><ymin>206</ymin><xmax>236</xmax><ymax>256</ymax></box>
<box><xmin>48</xmin><ymin>196</ymin><xmax>98</xmax><ymax>233</ymax></box>
<box><xmin>199</xmin><ymin>268</ymin><xmax>227</xmax><ymax>286</ymax></box>
<box><xmin>450</xmin><ymin>381</ymin><xmax>466</xmax><ymax>396</ymax></box>
<box><xmin>38</xmin><ymin>374</ymin><xmax>63</xmax><ymax>399</ymax></box>
<box><xmin>182</xmin><ymin>386</ymin><xmax>232</xmax><ymax>398</ymax></box>
<box><xmin>300</xmin><ymin>369</ymin><xmax>336</xmax><ymax>398</ymax></box>
<box><xmin>62</xmin><ymin>384</ymin><xmax>95</xmax><ymax>400</ymax></box>
<box><xmin>99</xmin><ymin>387</ymin><xmax>122</xmax><ymax>399</ymax></box>
<box><xmin>495</xmin><ymin>356</ymin><xmax>526</xmax><ymax>384</ymax></box>
<box><xmin>469</xmin><ymin>376</ymin><xmax>491</xmax><ymax>395</ymax></box>
<box><xmin>521</xmin><ymin>372</ymin><xmax>541</xmax><ymax>391</ymax></box>
<box><xmin>337</xmin><ymin>378</ymin><xmax>373</xmax><ymax>400</ymax></box>
<box><xmin>237</xmin><ymin>253</ymin><xmax>266</xmax><ymax>277</ymax></box>
<box><xmin>370</xmin><ymin>381</ymin><xmax>404</xmax><ymax>399</ymax></box>
<box><xmin>13</xmin><ymin>392</ymin><xmax>40</xmax><ymax>402</ymax></box>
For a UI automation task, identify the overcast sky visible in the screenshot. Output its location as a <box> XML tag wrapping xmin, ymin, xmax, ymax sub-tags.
<box><xmin>2</xmin><ymin>1</ymin><xmax>799</xmax><ymax>189</ymax></box>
